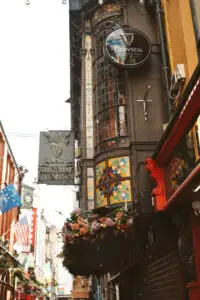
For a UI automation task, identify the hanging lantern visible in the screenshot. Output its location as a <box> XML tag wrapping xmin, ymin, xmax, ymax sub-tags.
<box><xmin>25</xmin><ymin>0</ymin><xmax>30</xmax><ymax>5</ymax></box>
<box><xmin>62</xmin><ymin>0</ymin><xmax>67</xmax><ymax>4</ymax></box>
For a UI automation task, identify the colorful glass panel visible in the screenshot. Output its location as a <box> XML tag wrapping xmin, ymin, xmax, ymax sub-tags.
<box><xmin>109</xmin><ymin>180</ymin><xmax>131</xmax><ymax>205</ymax></box>
<box><xmin>96</xmin><ymin>161</ymin><xmax>106</xmax><ymax>186</ymax></box>
<box><xmin>108</xmin><ymin>157</ymin><xmax>130</xmax><ymax>179</ymax></box>
<box><xmin>96</xmin><ymin>188</ymin><xmax>108</xmax><ymax>208</ymax></box>
<box><xmin>87</xmin><ymin>178</ymin><xmax>94</xmax><ymax>201</ymax></box>
<box><xmin>95</xmin><ymin>157</ymin><xmax>132</xmax><ymax>208</ymax></box>
<box><xmin>87</xmin><ymin>168</ymin><xmax>94</xmax><ymax>210</ymax></box>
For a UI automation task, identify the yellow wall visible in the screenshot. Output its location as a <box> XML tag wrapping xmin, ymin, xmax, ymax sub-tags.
<box><xmin>162</xmin><ymin>0</ymin><xmax>200</xmax><ymax>160</ymax></box>
<box><xmin>162</xmin><ymin>0</ymin><xmax>198</xmax><ymax>85</ymax></box>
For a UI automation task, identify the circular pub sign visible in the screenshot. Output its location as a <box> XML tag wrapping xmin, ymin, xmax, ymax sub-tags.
<box><xmin>105</xmin><ymin>27</ymin><xmax>151</xmax><ymax>68</ymax></box>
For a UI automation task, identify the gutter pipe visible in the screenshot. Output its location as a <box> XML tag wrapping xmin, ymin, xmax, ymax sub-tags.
<box><xmin>146</xmin><ymin>0</ymin><xmax>171</xmax><ymax>119</ymax></box>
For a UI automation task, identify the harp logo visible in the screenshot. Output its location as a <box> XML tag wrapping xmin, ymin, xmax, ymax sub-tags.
<box><xmin>105</xmin><ymin>27</ymin><xmax>151</xmax><ymax>68</ymax></box>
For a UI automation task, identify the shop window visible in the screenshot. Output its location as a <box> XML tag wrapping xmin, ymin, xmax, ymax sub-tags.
<box><xmin>95</xmin><ymin>156</ymin><xmax>132</xmax><ymax>208</ymax></box>
<box><xmin>164</xmin><ymin>136</ymin><xmax>196</xmax><ymax>200</ymax></box>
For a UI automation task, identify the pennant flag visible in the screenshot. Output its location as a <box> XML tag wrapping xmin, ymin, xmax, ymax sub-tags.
<box><xmin>14</xmin><ymin>213</ymin><xmax>29</xmax><ymax>246</ymax></box>
<box><xmin>0</xmin><ymin>184</ymin><xmax>22</xmax><ymax>214</ymax></box>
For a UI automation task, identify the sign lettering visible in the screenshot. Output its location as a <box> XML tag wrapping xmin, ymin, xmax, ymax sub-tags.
<box><xmin>38</xmin><ymin>131</ymin><xmax>74</xmax><ymax>185</ymax></box>
<box><xmin>105</xmin><ymin>27</ymin><xmax>151</xmax><ymax>68</ymax></box>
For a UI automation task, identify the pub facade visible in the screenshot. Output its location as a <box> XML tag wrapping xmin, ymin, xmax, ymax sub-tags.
<box><xmin>63</xmin><ymin>1</ymin><xmax>200</xmax><ymax>300</ymax></box>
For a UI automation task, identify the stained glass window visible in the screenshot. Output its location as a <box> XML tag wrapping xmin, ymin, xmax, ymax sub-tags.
<box><xmin>92</xmin><ymin>3</ymin><xmax>121</xmax><ymax>28</ymax></box>
<box><xmin>95</xmin><ymin>157</ymin><xmax>132</xmax><ymax>208</ymax></box>
<box><xmin>87</xmin><ymin>168</ymin><xmax>94</xmax><ymax>210</ymax></box>
<box><xmin>93</xmin><ymin>19</ymin><xmax>128</xmax><ymax>154</ymax></box>
<box><xmin>110</xmin><ymin>180</ymin><xmax>131</xmax><ymax>205</ymax></box>
<box><xmin>108</xmin><ymin>157</ymin><xmax>130</xmax><ymax>178</ymax></box>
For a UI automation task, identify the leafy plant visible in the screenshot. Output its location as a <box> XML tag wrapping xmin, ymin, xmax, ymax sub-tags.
<box><xmin>62</xmin><ymin>207</ymin><xmax>137</xmax><ymax>244</ymax></box>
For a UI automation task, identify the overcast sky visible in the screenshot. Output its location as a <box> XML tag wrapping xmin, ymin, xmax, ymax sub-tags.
<box><xmin>0</xmin><ymin>0</ymin><xmax>74</xmax><ymax>291</ymax></box>
<box><xmin>0</xmin><ymin>0</ymin><xmax>75</xmax><ymax>224</ymax></box>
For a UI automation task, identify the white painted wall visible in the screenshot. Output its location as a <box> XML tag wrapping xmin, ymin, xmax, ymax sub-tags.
<box><xmin>35</xmin><ymin>210</ymin><xmax>47</xmax><ymax>282</ymax></box>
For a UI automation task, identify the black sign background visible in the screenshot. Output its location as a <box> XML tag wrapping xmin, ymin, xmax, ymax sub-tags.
<box><xmin>105</xmin><ymin>27</ymin><xmax>151</xmax><ymax>68</ymax></box>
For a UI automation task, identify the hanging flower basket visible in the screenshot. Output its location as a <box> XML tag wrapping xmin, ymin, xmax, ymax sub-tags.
<box><xmin>62</xmin><ymin>207</ymin><xmax>137</xmax><ymax>243</ymax></box>
<box><xmin>62</xmin><ymin>207</ymin><xmax>140</xmax><ymax>276</ymax></box>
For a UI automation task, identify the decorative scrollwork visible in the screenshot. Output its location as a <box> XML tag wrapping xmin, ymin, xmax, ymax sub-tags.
<box><xmin>145</xmin><ymin>158</ymin><xmax>166</xmax><ymax>211</ymax></box>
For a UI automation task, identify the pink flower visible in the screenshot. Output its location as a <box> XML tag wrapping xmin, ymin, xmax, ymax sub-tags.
<box><xmin>91</xmin><ymin>221</ymin><xmax>101</xmax><ymax>232</ymax></box>
<box><xmin>71</xmin><ymin>208</ymin><xmax>82</xmax><ymax>216</ymax></box>
<box><xmin>105</xmin><ymin>218</ymin><xmax>115</xmax><ymax>227</ymax></box>
<box><xmin>99</xmin><ymin>217</ymin><xmax>107</xmax><ymax>223</ymax></box>
<box><xmin>127</xmin><ymin>217</ymin><xmax>133</xmax><ymax>226</ymax></box>
<box><xmin>77</xmin><ymin>216</ymin><xmax>87</xmax><ymax>226</ymax></box>
<box><xmin>115</xmin><ymin>211</ymin><xmax>124</xmax><ymax>220</ymax></box>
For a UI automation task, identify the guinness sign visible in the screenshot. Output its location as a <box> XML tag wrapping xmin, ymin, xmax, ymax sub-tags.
<box><xmin>105</xmin><ymin>27</ymin><xmax>151</xmax><ymax>68</ymax></box>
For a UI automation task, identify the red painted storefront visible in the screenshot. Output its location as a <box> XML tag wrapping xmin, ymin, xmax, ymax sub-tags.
<box><xmin>146</xmin><ymin>64</ymin><xmax>200</xmax><ymax>300</ymax></box>
<box><xmin>16</xmin><ymin>294</ymin><xmax>44</xmax><ymax>300</ymax></box>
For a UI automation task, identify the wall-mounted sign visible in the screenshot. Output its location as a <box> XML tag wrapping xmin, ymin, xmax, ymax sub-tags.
<box><xmin>105</xmin><ymin>27</ymin><xmax>151</xmax><ymax>68</ymax></box>
<box><xmin>38</xmin><ymin>131</ymin><xmax>74</xmax><ymax>185</ymax></box>
<box><xmin>21</xmin><ymin>185</ymin><xmax>34</xmax><ymax>208</ymax></box>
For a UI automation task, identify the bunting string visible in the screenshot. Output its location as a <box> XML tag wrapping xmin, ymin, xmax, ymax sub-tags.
<box><xmin>25</xmin><ymin>0</ymin><xmax>67</xmax><ymax>5</ymax></box>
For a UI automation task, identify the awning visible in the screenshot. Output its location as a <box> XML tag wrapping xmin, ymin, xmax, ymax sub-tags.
<box><xmin>153</xmin><ymin>63</ymin><xmax>200</xmax><ymax>166</ymax></box>
<box><xmin>166</xmin><ymin>163</ymin><xmax>200</xmax><ymax>209</ymax></box>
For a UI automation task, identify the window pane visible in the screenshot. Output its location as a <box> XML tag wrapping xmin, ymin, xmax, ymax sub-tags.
<box><xmin>108</xmin><ymin>157</ymin><xmax>130</xmax><ymax>179</ymax></box>
<box><xmin>119</xmin><ymin>106</ymin><xmax>128</xmax><ymax>136</ymax></box>
<box><xmin>96</xmin><ymin>161</ymin><xmax>106</xmax><ymax>186</ymax></box>
<box><xmin>96</xmin><ymin>188</ymin><xmax>108</xmax><ymax>207</ymax></box>
<box><xmin>109</xmin><ymin>180</ymin><xmax>132</xmax><ymax>205</ymax></box>
<box><xmin>95</xmin><ymin>158</ymin><xmax>132</xmax><ymax>208</ymax></box>
<box><xmin>93</xmin><ymin>21</ymin><xmax>128</xmax><ymax>151</ymax></box>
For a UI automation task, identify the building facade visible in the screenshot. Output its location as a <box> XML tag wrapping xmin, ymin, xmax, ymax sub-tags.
<box><xmin>66</xmin><ymin>1</ymin><xmax>200</xmax><ymax>300</ymax></box>
<box><xmin>143</xmin><ymin>1</ymin><xmax>200</xmax><ymax>300</ymax></box>
<box><xmin>0</xmin><ymin>121</ymin><xmax>28</xmax><ymax>299</ymax></box>
<box><xmin>0</xmin><ymin>121</ymin><xmax>23</xmax><ymax>251</ymax></box>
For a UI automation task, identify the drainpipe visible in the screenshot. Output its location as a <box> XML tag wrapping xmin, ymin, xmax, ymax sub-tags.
<box><xmin>145</xmin><ymin>0</ymin><xmax>171</xmax><ymax>119</ymax></box>
<box><xmin>154</xmin><ymin>0</ymin><xmax>171</xmax><ymax>118</ymax></box>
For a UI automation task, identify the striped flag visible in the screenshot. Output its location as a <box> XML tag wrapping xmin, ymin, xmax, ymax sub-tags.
<box><xmin>14</xmin><ymin>213</ymin><xmax>29</xmax><ymax>246</ymax></box>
